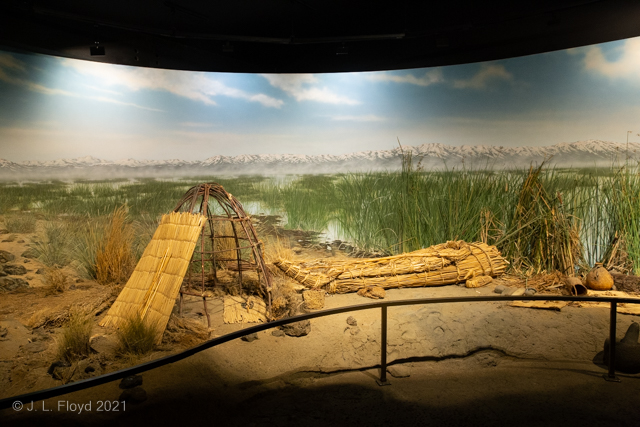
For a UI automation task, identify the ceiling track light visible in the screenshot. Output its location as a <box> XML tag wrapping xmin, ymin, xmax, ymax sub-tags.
<box><xmin>90</xmin><ymin>42</ymin><xmax>105</xmax><ymax>56</ymax></box>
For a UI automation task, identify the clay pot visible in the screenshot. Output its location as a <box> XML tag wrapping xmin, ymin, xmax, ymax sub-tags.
<box><xmin>585</xmin><ymin>263</ymin><xmax>613</xmax><ymax>291</ymax></box>
<box><xmin>564</xmin><ymin>276</ymin><xmax>588</xmax><ymax>296</ymax></box>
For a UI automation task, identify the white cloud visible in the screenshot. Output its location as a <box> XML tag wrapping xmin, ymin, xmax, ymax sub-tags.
<box><xmin>572</xmin><ymin>38</ymin><xmax>640</xmax><ymax>80</ymax></box>
<box><xmin>61</xmin><ymin>59</ymin><xmax>284</xmax><ymax>108</ymax></box>
<box><xmin>452</xmin><ymin>64</ymin><xmax>513</xmax><ymax>89</ymax></box>
<box><xmin>262</xmin><ymin>74</ymin><xmax>360</xmax><ymax>105</ymax></box>
<box><xmin>0</xmin><ymin>53</ymin><xmax>161</xmax><ymax>111</ymax></box>
<box><xmin>366</xmin><ymin>69</ymin><xmax>444</xmax><ymax>86</ymax></box>
<box><xmin>330</xmin><ymin>115</ymin><xmax>385</xmax><ymax>122</ymax></box>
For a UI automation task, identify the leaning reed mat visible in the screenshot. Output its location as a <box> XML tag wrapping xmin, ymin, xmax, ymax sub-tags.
<box><xmin>275</xmin><ymin>241</ymin><xmax>508</xmax><ymax>293</ymax></box>
<box><xmin>99</xmin><ymin>212</ymin><xmax>206</xmax><ymax>342</ymax></box>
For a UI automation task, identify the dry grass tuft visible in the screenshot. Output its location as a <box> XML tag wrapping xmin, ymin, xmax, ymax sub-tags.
<box><xmin>96</xmin><ymin>206</ymin><xmax>135</xmax><ymax>285</ymax></box>
<box><xmin>263</xmin><ymin>236</ymin><xmax>294</xmax><ymax>264</ymax></box>
<box><xmin>162</xmin><ymin>315</ymin><xmax>209</xmax><ymax>347</ymax></box>
<box><xmin>116</xmin><ymin>313</ymin><xmax>157</xmax><ymax>355</ymax></box>
<box><xmin>44</xmin><ymin>268</ymin><xmax>70</xmax><ymax>294</ymax></box>
<box><xmin>4</xmin><ymin>215</ymin><xmax>37</xmax><ymax>233</ymax></box>
<box><xmin>56</xmin><ymin>307</ymin><xmax>93</xmax><ymax>362</ymax></box>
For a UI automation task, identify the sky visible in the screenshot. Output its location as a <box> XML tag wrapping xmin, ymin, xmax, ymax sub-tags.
<box><xmin>0</xmin><ymin>36</ymin><xmax>639</xmax><ymax>162</ymax></box>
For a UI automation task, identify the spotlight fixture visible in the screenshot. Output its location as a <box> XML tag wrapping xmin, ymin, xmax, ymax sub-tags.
<box><xmin>90</xmin><ymin>42</ymin><xmax>105</xmax><ymax>56</ymax></box>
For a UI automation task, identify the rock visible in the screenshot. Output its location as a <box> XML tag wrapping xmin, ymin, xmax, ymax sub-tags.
<box><xmin>241</xmin><ymin>332</ymin><xmax>259</xmax><ymax>342</ymax></box>
<box><xmin>0</xmin><ymin>250</ymin><xmax>15</xmax><ymax>263</ymax></box>
<box><xmin>357</xmin><ymin>286</ymin><xmax>386</xmax><ymax>299</ymax></box>
<box><xmin>271</xmin><ymin>329</ymin><xmax>285</xmax><ymax>337</ymax></box>
<box><xmin>511</xmin><ymin>288</ymin><xmax>526</xmax><ymax>297</ymax></box>
<box><xmin>346</xmin><ymin>316</ymin><xmax>358</xmax><ymax>326</ymax></box>
<box><xmin>303</xmin><ymin>290</ymin><xmax>325</xmax><ymax>310</ymax></box>
<box><xmin>387</xmin><ymin>365</ymin><xmax>411</xmax><ymax>378</ymax></box>
<box><xmin>0</xmin><ymin>326</ymin><xmax>7</xmax><ymax>339</ymax></box>
<box><xmin>76</xmin><ymin>278</ymin><xmax>84</xmax><ymax>283</ymax></box>
<box><xmin>48</xmin><ymin>360</ymin><xmax>71</xmax><ymax>380</ymax></box>
<box><xmin>524</xmin><ymin>288</ymin><xmax>537</xmax><ymax>296</ymax></box>
<box><xmin>89</xmin><ymin>334</ymin><xmax>118</xmax><ymax>355</ymax></box>
<box><xmin>17</xmin><ymin>239</ymin><xmax>25</xmax><ymax>243</ymax></box>
<box><xmin>622</xmin><ymin>322</ymin><xmax>640</xmax><ymax>344</ymax></box>
<box><xmin>84</xmin><ymin>365</ymin><xmax>96</xmax><ymax>374</ymax></box>
<box><xmin>282</xmin><ymin>320</ymin><xmax>311</xmax><ymax>337</ymax></box>
<box><xmin>603</xmin><ymin>322</ymin><xmax>640</xmax><ymax>374</ymax></box>
<box><xmin>119</xmin><ymin>387</ymin><xmax>147</xmax><ymax>404</ymax></box>
<box><xmin>3</xmin><ymin>264</ymin><xmax>27</xmax><ymax>275</ymax></box>
<box><xmin>23</xmin><ymin>259</ymin><xmax>30</xmax><ymax>263</ymax></box>
<box><xmin>21</xmin><ymin>248</ymin><xmax>38</xmax><ymax>259</ymax></box>
<box><xmin>36</xmin><ymin>268</ymin><xmax>45</xmax><ymax>274</ymax></box>
<box><xmin>119</xmin><ymin>375</ymin><xmax>143</xmax><ymax>389</ymax></box>
<box><xmin>501</xmin><ymin>287</ymin><xmax>515</xmax><ymax>296</ymax></box>
<box><xmin>0</xmin><ymin>276</ymin><xmax>29</xmax><ymax>291</ymax></box>
<box><xmin>23</xmin><ymin>340</ymin><xmax>48</xmax><ymax>353</ymax></box>
<box><xmin>494</xmin><ymin>284</ymin><xmax>506</xmax><ymax>294</ymax></box>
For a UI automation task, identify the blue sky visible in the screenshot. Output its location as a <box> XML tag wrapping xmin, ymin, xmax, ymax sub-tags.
<box><xmin>0</xmin><ymin>36</ymin><xmax>639</xmax><ymax>161</ymax></box>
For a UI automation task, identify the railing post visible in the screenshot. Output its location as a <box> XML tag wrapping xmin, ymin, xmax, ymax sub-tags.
<box><xmin>377</xmin><ymin>305</ymin><xmax>391</xmax><ymax>386</ymax></box>
<box><xmin>604</xmin><ymin>301</ymin><xmax>621</xmax><ymax>382</ymax></box>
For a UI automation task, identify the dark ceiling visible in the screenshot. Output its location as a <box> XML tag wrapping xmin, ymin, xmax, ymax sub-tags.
<box><xmin>1</xmin><ymin>0</ymin><xmax>640</xmax><ymax>73</ymax></box>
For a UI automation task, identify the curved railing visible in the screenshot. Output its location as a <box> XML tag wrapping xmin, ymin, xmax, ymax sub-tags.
<box><xmin>1</xmin><ymin>294</ymin><xmax>639</xmax><ymax>410</ymax></box>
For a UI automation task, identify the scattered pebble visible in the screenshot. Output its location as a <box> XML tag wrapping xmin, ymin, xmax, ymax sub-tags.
<box><xmin>271</xmin><ymin>329</ymin><xmax>285</xmax><ymax>337</ymax></box>
<box><xmin>241</xmin><ymin>332</ymin><xmax>259</xmax><ymax>342</ymax></box>
<box><xmin>494</xmin><ymin>285</ymin><xmax>506</xmax><ymax>294</ymax></box>
<box><xmin>511</xmin><ymin>288</ymin><xmax>526</xmax><ymax>297</ymax></box>
<box><xmin>346</xmin><ymin>316</ymin><xmax>358</xmax><ymax>326</ymax></box>
<box><xmin>119</xmin><ymin>375</ymin><xmax>143</xmax><ymax>389</ymax></box>
<box><xmin>524</xmin><ymin>288</ymin><xmax>537</xmax><ymax>296</ymax></box>
<box><xmin>282</xmin><ymin>320</ymin><xmax>311</xmax><ymax>337</ymax></box>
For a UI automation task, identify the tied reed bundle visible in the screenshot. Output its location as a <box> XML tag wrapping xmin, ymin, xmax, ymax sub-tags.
<box><xmin>275</xmin><ymin>240</ymin><xmax>508</xmax><ymax>293</ymax></box>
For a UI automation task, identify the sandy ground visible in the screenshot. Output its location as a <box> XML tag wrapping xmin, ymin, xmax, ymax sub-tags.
<box><xmin>3</xmin><ymin>283</ymin><xmax>640</xmax><ymax>426</ymax></box>
<box><xmin>2</xmin><ymin>227</ymin><xmax>640</xmax><ymax>426</ymax></box>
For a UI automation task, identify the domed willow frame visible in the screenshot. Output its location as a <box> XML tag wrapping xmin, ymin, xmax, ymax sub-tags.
<box><xmin>173</xmin><ymin>183</ymin><xmax>272</xmax><ymax>326</ymax></box>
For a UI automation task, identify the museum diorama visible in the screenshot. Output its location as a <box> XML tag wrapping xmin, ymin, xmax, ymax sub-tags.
<box><xmin>1</xmin><ymin>1</ymin><xmax>640</xmax><ymax>425</ymax></box>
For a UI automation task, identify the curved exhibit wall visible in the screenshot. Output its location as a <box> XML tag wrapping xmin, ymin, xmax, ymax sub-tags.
<box><xmin>0</xmin><ymin>36</ymin><xmax>639</xmax><ymax>401</ymax></box>
<box><xmin>0</xmin><ymin>36</ymin><xmax>639</xmax><ymax>174</ymax></box>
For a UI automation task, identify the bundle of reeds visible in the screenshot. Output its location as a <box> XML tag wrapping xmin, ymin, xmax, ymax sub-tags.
<box><xmin>99</xmin><ymin>212</ymin><xmax>206</xmax><ymax>343</ymax></box>
<box><xmin>500</xmin><ymin>164</ymin><xmax>583</xmax><ymax>275</ymax></box>
<box><xmin>275</xmin><ymin>240</ymin><xmax>508</xmax><ymax>293</ymax></box>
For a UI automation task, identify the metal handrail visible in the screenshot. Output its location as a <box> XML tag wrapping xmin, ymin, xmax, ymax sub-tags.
<box><xmin>1</xmin><ymin>294</ymin><xmax>638</xmax><ymax>410</ymax></box>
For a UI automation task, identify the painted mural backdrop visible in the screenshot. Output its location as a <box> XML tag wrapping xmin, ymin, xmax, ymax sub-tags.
<box><xmin>1</xmin><ymin>37</ymin><xmax>640</xmax><ymax>269</ymax></box>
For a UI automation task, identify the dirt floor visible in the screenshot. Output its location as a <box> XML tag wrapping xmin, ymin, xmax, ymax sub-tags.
<box><xmin>2</xmin><ymin>226</ymin><xmax>640</xmax><ymax>426</ymax></box>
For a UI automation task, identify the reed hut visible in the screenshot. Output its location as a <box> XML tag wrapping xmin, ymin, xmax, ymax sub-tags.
<box><xmin>174</xmin><ymin>183</ymin><xmax>272</xmax><ymax>325</ymax></box>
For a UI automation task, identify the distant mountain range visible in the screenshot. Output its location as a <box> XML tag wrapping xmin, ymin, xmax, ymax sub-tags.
<box><xmin>1</xmin><ymin>140</ymin><xmax>638</xmax><ymax>180</ymax></box>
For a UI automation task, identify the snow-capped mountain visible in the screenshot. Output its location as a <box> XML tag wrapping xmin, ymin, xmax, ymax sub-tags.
<box><xmin>1</xmin><ymin>140</ymin><xmax>639</xmax><ymax>180</ymax></box>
